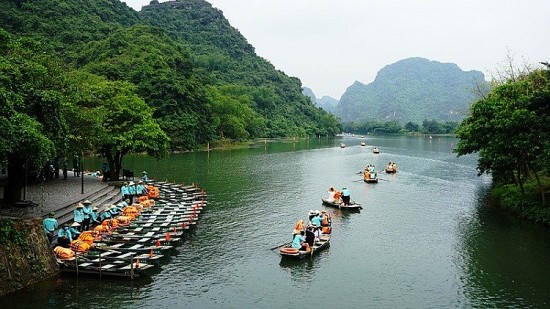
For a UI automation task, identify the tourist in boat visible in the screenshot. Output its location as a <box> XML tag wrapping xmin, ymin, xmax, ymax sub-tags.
<box><xmin>392</xmin><ymin>162</ymin><xmax>397</xmax><ymax>171</ymax></box>
<box><xmin>141</xmin><ymin>171</ymin><xmax>148</xmax><ymax>181</ymax></box>
<box><xmin>320</xmin><ymin>210</ymin><xmax>331</xmax><ymax>234</ymax></box>
<box><xmin>292</xmin><ymin>219</ymin><xmax>305</xmax><ymax>240</ymax></box>
<box><xmin>311</xmin><ymin>223</ymin><xmax>322</xmax><ymax>242</ymax></box>
<box><xmin>333</xmin><ymin>190</ymin><xmax>342</xmax><ymax>204</ymax></box>
<box><xmin>364</xmin><ymin>166</ymin><xmax>371</xmax><ymax>180</ymax></box>
<box><xmin>73</xmin><ymin>203</ymin><xmax>85</xmax><ymax>232</ymax></box>
<box><xmin>341</xmin><ymin>187</ymin><xmax>351</xmax><ymax>205</ymax></box>
<box><xmin>308</xmin><ymin>210</ymin><xmax>318</xmax><ymax>222</ymax></box>
<box><xmin>43</xmin><ymin>212</ymin><xmax>58</xmax><ymax>243</ymax></box>
<box><xmin>327</xmin><ymin>186</ymin><xmax>337</xmax><ymax>202</ymax></box>
<box><xmin>292</xmin><ymin>231</ymin><xmax>307</xmax><ymax>249</ymax></box>
<box><xmin>57</xmin><ymin>224</ymin><xmax>73</xmax><ymax>248</ymax></box>
<box><xmin>305</xmin><ymin>226</ymin><xmax>315</xmax><ymax>247</ymax></box>
<box><xmin>82</xmin><ymin>200</ymin><xmax>93</xmax><ymax>231</ymax></box>
<box><xmin>311</xmin><ymin>211</ymin><xmax>323</xmax><ymax>228</ymax></box>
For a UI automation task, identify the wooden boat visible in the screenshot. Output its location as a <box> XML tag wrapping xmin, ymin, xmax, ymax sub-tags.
<box><xmin>94</xmin><ymin>241</ymin><xmax>174</xmax><ymax>252</ymax></box>
<box><xmin>340</xmin><ymin>143</ymin><xmax>346</xmax><ymax>148</ymax></box>
<box><xmin>364</xmin><ymin>174</ymin><xmax>379</xmax><ymax>183</ymax></box>
<box><xmin>278</xmin><ymin>234</ymin><xmax>331</xmax><ymax>259</ymax></box>
<box><xmin>321</xmin><ymin>199</ymin><xmax>363</xmax><ymax>210</ymax></box>
<box><xmin>67</xmin><ymin>248</ymin><xmax>164</xmax><ymax>264</ymax></box>
<box><xmin>360</xmin><ymin>141</ymin><xmax>366</xmax><ymax>146</ymax></box>
<box><xmin>373</xmin><ymin>147</ymin><xmax>380</xmax><ymax>154</ymax></box>
<box><xmin>363</xmin><ymin>177</ymin><xmax>378</xmax><ymax>183</ymax></box>
<box><xmin>385</xmin><ymin>166</ymin><xmax>397</xmax><ymax>173</ymax></box>
<box><xmin>57</xmin><ymin>257</ymin><xmax>154</xmax><ymax>278</ymax></box>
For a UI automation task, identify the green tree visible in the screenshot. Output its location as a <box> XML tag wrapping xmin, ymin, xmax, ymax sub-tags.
<box><xmin>0</xmin><ymin>29</ymin><xmax>67</xmax><ymax>204</ymax></box>
<box><xmin>455</xmin><ymin>67</ymin><xmax>550</xmax><ymax>203</ymax></box>
<box><xmin>404</xmin><ymin>121</ymin><xmax>420</xmax><ymax>132</ymax></box>
<box><xmin>65</xmin><ymin>71</ymin><xmax>169</xmax><ymax>180</ymax></box>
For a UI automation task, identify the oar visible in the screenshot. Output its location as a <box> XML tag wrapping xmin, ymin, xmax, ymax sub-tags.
<box><xmin>270</xmin><ymin>242</ymin><xmax>290</xmax><ymax>251</ymax></box>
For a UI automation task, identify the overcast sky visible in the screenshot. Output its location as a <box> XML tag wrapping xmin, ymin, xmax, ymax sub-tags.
<box><xmin>124</xmin><ymin>0</ymin><xmax>549</xmax><ymax>99</ymax></box>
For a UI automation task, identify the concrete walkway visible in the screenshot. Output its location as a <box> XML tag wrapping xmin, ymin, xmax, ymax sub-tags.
<box><xmin>0</xmin><ymin>174</ymin><xmax>109</xmax><ymax>219</ymax></box>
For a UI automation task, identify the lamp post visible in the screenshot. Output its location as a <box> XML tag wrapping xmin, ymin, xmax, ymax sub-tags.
<box><xmin>80</xmin><ymin>153</ymin><xmax>84</xmax><ymax>194</ymax></box>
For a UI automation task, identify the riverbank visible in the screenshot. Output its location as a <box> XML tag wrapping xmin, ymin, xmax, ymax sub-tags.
<box><xmin>491</xmin><ymin>178</ymin><xmax>550</xmax><ymax>225</ymax></box>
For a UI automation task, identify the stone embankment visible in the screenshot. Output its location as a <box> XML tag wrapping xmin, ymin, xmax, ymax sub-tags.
<box><xmin>0</xmin><ymin>174</ymin><xmax>127</xmax><ymax>297</ymax></box>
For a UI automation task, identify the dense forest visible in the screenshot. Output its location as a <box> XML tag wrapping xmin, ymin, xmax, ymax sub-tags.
<box><xmin>0</xmin><ymin>0</ymin><xmax>340</xmax><ymax>203</ymax></box>
<box><xmin>455</xmin><ymin>64</ymin><xmax>550</xmax><ymax>223</ymax></box>
<box><xmin>342</xmin><ymin>119</ymin><xmax>458</xmax><ymax>135</ymax></box>
<box><xmin>336</xmin><ymin>57</ymin><xmax>487</xmax><ymax>123</ymax></box>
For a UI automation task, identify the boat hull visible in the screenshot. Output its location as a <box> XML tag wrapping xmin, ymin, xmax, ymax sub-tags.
<box><xmin>278</xmin><ymin>235</ymin><xmax>331</xmax><ymax>259</ymax></box>
<box><xmin>321</xmin><ymin>199</ymin><xmax>362</xmax><ymax>210</ymax></box>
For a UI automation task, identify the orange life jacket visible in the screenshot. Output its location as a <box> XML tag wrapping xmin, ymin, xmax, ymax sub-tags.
<box><xmin>70</xmin><ymin>240</ymin><xmax>91</xmax><ymax>253</ymax></box>
<box><xmin>54</xmin><ymin>246</ymin><xmax>75</xmax><ymax>259</ymax></box>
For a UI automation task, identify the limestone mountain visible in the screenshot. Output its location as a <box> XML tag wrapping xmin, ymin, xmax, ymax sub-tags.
<box><xmin>302</xmin><ymin>87</ymin><xmax>339</xmax><ymax>113</ymax></box>
<box><xmin>336</xmin><ymin>57</ymin><xmax>485</xmax><ymax>123</ymax></box>
<box><xmin>0</xmin><ymin>0</ymin><xmax>340</xmax><ymax>149</ymax></box>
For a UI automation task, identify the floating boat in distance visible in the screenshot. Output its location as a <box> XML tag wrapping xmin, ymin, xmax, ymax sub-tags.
<box><xmin>278</xmin><ymin>234</ymin><xmax>331</xmax><ymax>259</ymax></box>
<box><xmin>364</xmin><ymin>173</ymin><xmax>379</xmax><ymax>183</ymax></box>
<box><xmin>373</xmin><ymin>147</ymin><xmax>380</xmax><ymax>154</ymax></box>
<box><xmin>321</xmin><ymin>199</ymin><xmax>363</xmax><ymax>211</ymax></box>
<box><xmin>340</xmin><ymin>143</ymin><xmax>346</xmax><ymax>148</ymax></box>
<box><xmin>360</xmin><ymin>141</ymin><xmax>366</xmax><ymax>146</ymax></box>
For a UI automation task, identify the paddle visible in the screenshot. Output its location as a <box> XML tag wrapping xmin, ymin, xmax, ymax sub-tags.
<box><xmin>270</xmin><ymin>242</ymin><xmax>290</xmax><ymax>251</ymax></box>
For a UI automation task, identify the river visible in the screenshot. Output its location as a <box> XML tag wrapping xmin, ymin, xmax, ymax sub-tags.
<box><xmin>2</xmin><ymin>135</ymin><xmax>550</xmax><ymax>308</ymax></box>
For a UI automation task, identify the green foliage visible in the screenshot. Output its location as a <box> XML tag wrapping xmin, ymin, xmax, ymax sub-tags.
<box><xmin>65</xmin><ymin>71</ymin><xmax>169</xmax><ymax>159</ymax></box>
<box><xmin>344</xmin><ymin>118</ymin><xmax>458</xmax><ymax>135</ymax></box>
<box><xmin>0</xmin><ymin>28</ymin><xmax>65</xmax><ymax>168</ymax></box>
<box><xmin>455</xmin><ymin>69</ymin><xmax>550</xmax><ymax>184</ymax></box>
<box><xmin>0</xmin><ymin>219</ymin><xmax>27</xmax><ymax>248</ymax></box>
<box><xmin>140</xmin><ymin>0</ymin><xmax>341</xmax><ymax>138</ymax></box>
<box><xmin>0</xmin><ymin>0</ymin><xmax>341</xmax><ymax>156</ymax></box>
<box><xmin>337</xmin><ymin>57</ymin><xmax>486</xmax><ymax>123</ymax></box>
<box><xmin>492</xmin><ymin>178</ymin><xmax>550</xmax><ymax>224</ymax></box>
<box><xmin>420</xmin><ymin>119</ymin><xmax>458</xmax><ymax>134</ymax></box>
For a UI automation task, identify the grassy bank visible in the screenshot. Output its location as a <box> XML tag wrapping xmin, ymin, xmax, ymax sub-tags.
<box><xmin>491</xmin><ymin>177</ymin><xmax>550</xmax><ymax>225</ymax></box>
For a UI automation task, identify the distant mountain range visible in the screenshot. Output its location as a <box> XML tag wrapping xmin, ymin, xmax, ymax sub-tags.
<box><xmin>305</xmin><ymin>57</ymin><xmax>486</xmax><ymax>123</ymax></box>
<box><xmin>302</xmin><ymin>87</ymin><xmax>339</xmax><ymax>113</ymax></box>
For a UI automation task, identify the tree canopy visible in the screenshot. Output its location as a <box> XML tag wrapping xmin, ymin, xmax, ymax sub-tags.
<box><xmin>455</xmin><ymin>66</ymin><xmax>550</xmax><ymax>202</ymax></box>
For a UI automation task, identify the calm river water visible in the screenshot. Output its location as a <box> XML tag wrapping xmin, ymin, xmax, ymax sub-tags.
<box><xmin>3</xmin><ymin>136</ymin><xmax>550</xmax><ymax>308</ymax></box>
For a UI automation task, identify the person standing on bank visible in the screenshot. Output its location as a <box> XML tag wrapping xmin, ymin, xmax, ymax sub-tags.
<box><xmin>72</xmin><ymin>156</ymin><xmax>80</xmax><ymax>177</ymax></box>
<box><xmin>43</xmin><ymin>212</ymin><xmax>58</xmax><ymax>243</ymax></box>
<box><xmin>341</xmin><ymin>187</ymin><xmax>351</xmax><ymax>206</ymax></box>
<box><xmin>82</xmin><ymin>200</ymin><xmax>93</xmax><ymax>231</ymax></box>
<box><xmin>127</xmin><ymin>181</ymin><xmax>136</xmax><ymax>203</ymax></box>
<box><xmin>136</xmin><ymin>180</ymin><xmax>148</xmax><ymax>197</ymax></box>
<box><xmin>73</xmin><ymin>203</ymin><xmax>85</xmax><ymax>232</ymax></box>
<box><xmin>53</xmin><ymin>157</ymin><xmax>60</xmax><ymax>179</ymax></box>
<box><xmin>120</xmin><ymin>182</ymin><xmax>130</xmax><ymax>201</ymax></box>
<box><xmin>62</xmin><ymin>158</ymin><xmax>68</xmax><ymax>180</ymax></box>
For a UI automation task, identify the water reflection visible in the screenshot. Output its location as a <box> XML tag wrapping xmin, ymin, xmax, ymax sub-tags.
<box><xmin>279</xmin><ymin>254</ymin><xmax>326</xmax><ymax>283</ymax></box>
<box><xmin>457</xmin><ymin>186</ymin><xmax>550</xmax><ymax>308</ymax></box>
